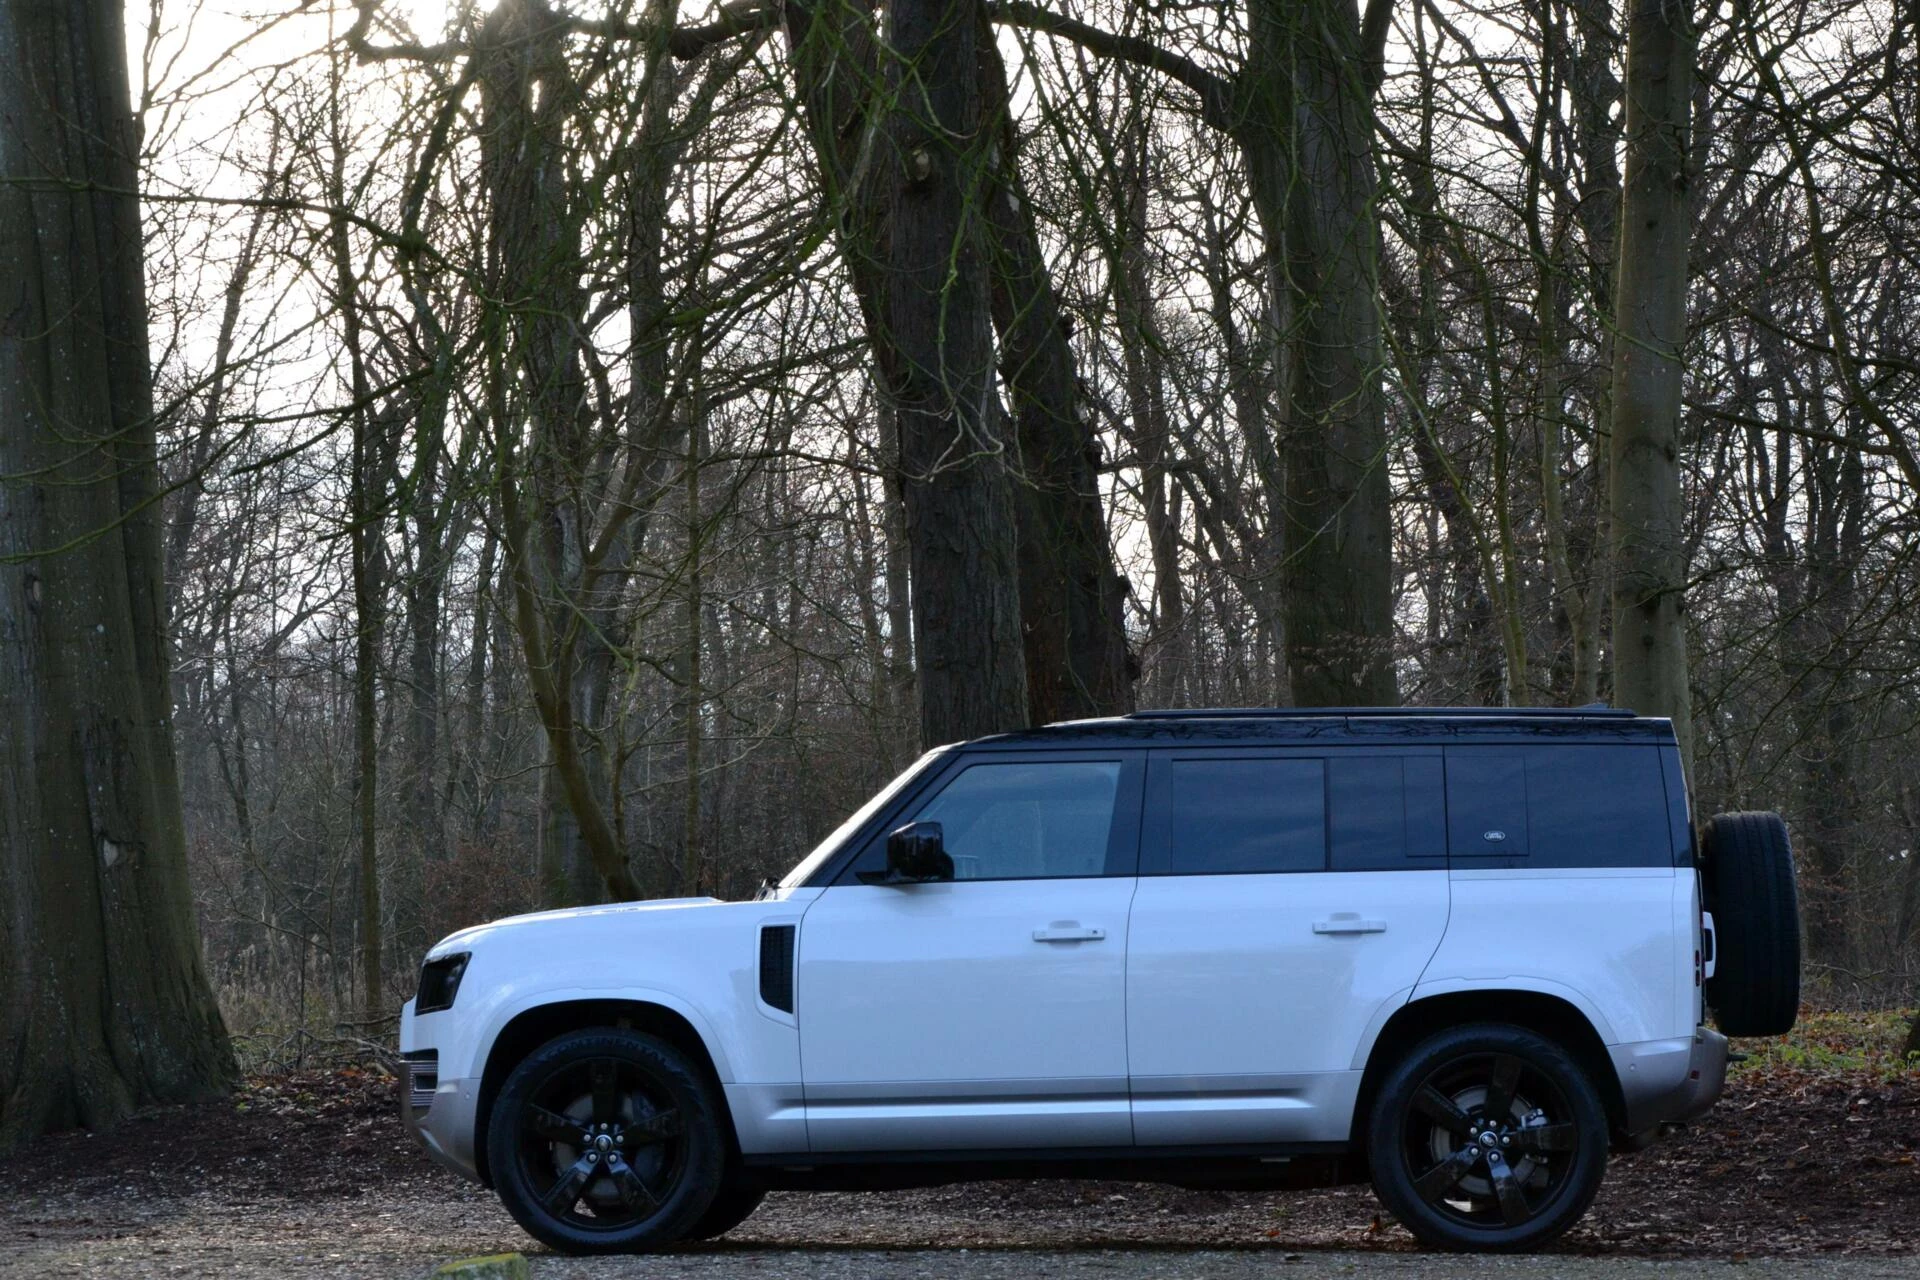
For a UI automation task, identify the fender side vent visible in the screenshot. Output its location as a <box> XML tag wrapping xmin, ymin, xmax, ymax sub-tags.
<box><xmin>759</xmin><ymin>924</ymin><xmax>796</xmax><ymax>1013</ymax></box>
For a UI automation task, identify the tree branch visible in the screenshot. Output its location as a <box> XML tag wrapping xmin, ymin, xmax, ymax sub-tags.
<box><xmin>1360</xmin><ymin>0</ymin><xmax>1395</xmax><ymax>97</ymax></box>
<box><xmin>985</xmin><ymin>2</ymin><xmax>1235</xmax><ymax>132</ymax></box>
<box><xmin>344</xmin><ymin>0</ymin><xmax>778</xmax><ymax>66</ymax></box>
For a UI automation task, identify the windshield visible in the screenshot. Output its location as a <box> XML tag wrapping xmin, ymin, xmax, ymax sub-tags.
<box><xmin>779</xmin><ymin>747</ymin><xmax>949</xmax><ymax>887</ymax></box>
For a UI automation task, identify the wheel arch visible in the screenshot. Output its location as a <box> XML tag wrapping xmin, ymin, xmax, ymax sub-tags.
<box><xmin>1349</xmin><ymin>989</ymin><xmax>1627</xmax><ymax>1148</ymax></box>
<box><xmin>473</xmin><ymin>998</ymin><xmax>738</xmax><ymax>1187</ymax></box>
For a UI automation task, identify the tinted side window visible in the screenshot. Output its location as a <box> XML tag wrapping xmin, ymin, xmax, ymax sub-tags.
<box><xmin>1446</xmin><ymin>751</ymin><xmax>1531</xmax><ymax>859</ymax></box>
<box><xmin>1166</xmin><ymin>758</ymin><xmax>1326</xmax><ymax>874</ymax></box>
<box><xmin>1526</xmin><ymin>746</ymin><xmax>1671</xmax><ymax>867</ymax></box>
<box><xmin>1330</xmin><ymin>755</ymin><xmax>1447</xmax><ymax>871</ymax></box>
<box><xmin>911</xmin><ymin>761</ymin><xmax>1121</xmax><ymax>880</ymax></box>
<box><xmin>1447</xmin><ymin>745</ymin><xmax>1675</xmax><ymax>868</ymax></box>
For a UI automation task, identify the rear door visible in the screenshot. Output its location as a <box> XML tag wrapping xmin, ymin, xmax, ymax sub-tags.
<box><xmin>797</xmin><ymin>751</ymin><xmax>1143</xmax><ymax>1152</ymax></box>
<box><xmin>1424</xmin><ymin>744</ymin><xmax>1685</xmax><ymax>1045</ymax></box>
<box><xmin>1124</xmin><ymin>748</ymin><xmax>1451</xmax><ymax>1144</ymax></box>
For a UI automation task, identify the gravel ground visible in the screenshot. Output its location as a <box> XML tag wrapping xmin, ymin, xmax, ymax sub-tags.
<box><xmin>7</xmin><ymin>1189</ymin><xmax>1920</xmax><ymax>1280</ymax></box>
<box><xmin>2</xmin><ymin>1062</ymin><xmax>1916</xmax><ymax>1279</ymax></box>
<box><xmin>5</xmin><ymin>1178</ymin><xmax>1920</xmax><ymax>1280</ymax></box>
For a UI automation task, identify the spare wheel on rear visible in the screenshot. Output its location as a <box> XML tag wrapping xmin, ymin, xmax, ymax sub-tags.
<box><xmin>1701</xmin><ymin>811</ymin><xmax>1801</xmax><ymax>1037</ymax></box>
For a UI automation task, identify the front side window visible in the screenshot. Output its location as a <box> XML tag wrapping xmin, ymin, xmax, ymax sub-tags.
<box><xmin>910</xmin><ymin>761</ymin><xmax>1122</xmax><ymax>880</ymax></box>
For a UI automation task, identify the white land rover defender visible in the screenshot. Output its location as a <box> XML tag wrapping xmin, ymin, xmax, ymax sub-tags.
<box><xmin>399</xmin><ymin>707</ymin><xmax>1800</xmax><ymax>1253</ymax></box>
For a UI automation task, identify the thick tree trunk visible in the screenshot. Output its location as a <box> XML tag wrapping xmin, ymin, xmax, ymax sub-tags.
<box><xmin>1239</xmin><ymin>0</ymin><xmax>1398</xmax><ymax>707</ymax></box>
<box><xmin>0</xmin><ymin>0</ymin><xmax>235</xmax><ymax>1151</ymax></box>
<box><xmin>882</xmin><ymin>0</ymin><xmax>1028</xmax><ymax>743</ymax></box>
<box><xmin>1608</xmin><ymin>0</ymin><xmax>1696</xmax><ymax>759</ymax></box>
<box><xmin>786</xmin><ymin>0</ymin><xmax>1029</xmax><ymax>745</ymax></box>
<box><xmin>979</xmin><ymin>38</ymin><xmax>1133</xmax><ymax>724</ymax></box>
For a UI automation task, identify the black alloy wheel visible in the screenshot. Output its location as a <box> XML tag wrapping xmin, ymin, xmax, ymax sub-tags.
<box><xmin>1367</xmin><ymin>1024</ymin><xmax>1608</xmax><ymax>1251</ymax></box>
<box><xmin>487</xmin><ymin>1028</ymin><xmax>725</xmax><ymax>1253</ymax></box>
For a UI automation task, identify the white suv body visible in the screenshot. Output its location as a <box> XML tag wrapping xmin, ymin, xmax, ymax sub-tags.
<box><xmin>401</xmin><ymin>708</ymin><xmax>1764</xmax><ymax>1253</ymax></box>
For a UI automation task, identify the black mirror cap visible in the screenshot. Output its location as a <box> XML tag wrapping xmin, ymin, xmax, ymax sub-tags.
<box><xmin>859</xmin><ymin>820</ymin><xmax>954</xmax><ymax>884</ymax></box>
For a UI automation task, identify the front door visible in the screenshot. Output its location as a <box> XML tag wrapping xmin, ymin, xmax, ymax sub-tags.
<box><xmin>797</xmin><ymin>752</ymin><xmax>1143</xmax><ymax>1152</ymax></box>
<box><xmin>1126</xmin><ymin>749</ymin><xmax>1452</xmax><ymax>1144</ymax></box>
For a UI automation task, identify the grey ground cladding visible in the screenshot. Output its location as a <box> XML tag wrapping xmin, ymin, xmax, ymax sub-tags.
<box><xmin>0</xmin><ymin>1064</ymin><xmax>1914</xmax><ymax>1277</ymax></box>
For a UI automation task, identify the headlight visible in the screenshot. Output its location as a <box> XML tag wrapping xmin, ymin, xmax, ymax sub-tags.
<box><xmin>415</xmin><ymin>952</ymin><xmax>470</xmax><ymax>1014</ymax></box>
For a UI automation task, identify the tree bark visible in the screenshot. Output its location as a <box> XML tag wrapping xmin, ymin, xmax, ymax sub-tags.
<box><xmin>0</xmin><ymin>0</ymin><xmax>235</xmax><ymax>1150</ymax></box>
<box><xmin>883</xmin><ymin>0</ymin><xmax>1029</xmax><ymax>743</ymax></box>
<box><xmin>1558</xmin><ymin>0</ymin><xmax>1621</xmax><ymax>706</ymax></box>
<box><xmin>979</xmin><ymin>37</ymin><xmax>1133</xmax><ymax>724</ymax></box>
<box><xmin>877</xmin><ymin>404</ymin><xmax>918</xmax><ymax>748</ymax></box>
<box><xmin>1238</xmin><ymin>0</ymin><xmax>1398</xmax><ymax>707</ymax></box>
<box><xmin>1112</xmin><ymin>118</ymin><xmax>1188</xmax><ymax>707</ymax></box>
<box><xmin>1608</xmin><ymin>0</ymin><xmax>1697</xmax><ymax>760</ymax></box>
<box><xmin>785</xmin><ymin>0</ymin><xmax>1029</xmax><ymax>745</ymax></box>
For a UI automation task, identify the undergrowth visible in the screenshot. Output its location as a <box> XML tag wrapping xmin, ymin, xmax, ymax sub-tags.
<box><xmin>1729</xmin><ymin>1007</ymin><xmax>1920</xmax><ymax>1080</ymax></box>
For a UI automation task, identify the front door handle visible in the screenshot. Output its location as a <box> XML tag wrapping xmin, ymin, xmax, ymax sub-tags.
<box><xmin>1033</xmin><ymin>923</ymin><xmax>1106</xmax><ymax>942</ymax></box>
<box><xmin>1313</xmin><ymin>915</ymin><xmax>1387</xmax><ymax>935</ymax></box>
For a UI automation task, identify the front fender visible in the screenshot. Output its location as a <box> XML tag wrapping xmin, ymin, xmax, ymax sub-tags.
<box><xmin>460</xmin><ymin>983</ymin><xmax>738</xmax><ymax>1084</ymax></box>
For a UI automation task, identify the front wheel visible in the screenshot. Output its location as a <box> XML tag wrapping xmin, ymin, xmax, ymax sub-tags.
<box><xmin>1366</xmin><ymin>1024</ymin><xmax>1608</xmax><ymax>1251</ymax></box>
<box><xmin>487</xmin><ymin>1028</ymin><xmax>727</xmax><ymax>1254</ymax></box>
<box><xmin>682</xmin><ymin>1183</ymin><xmax>767</xmax><ymax>1241</ymax></box>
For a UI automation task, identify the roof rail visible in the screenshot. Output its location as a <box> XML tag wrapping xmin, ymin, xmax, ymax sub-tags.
<box><xmin>1124</xmin><ymin>705</ymin><xmax>1638</xmax><ymax>720</ymax></box>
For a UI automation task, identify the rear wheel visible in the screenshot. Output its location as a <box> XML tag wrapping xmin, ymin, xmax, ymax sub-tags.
<box><xmin>1367</xmin><ymin>1024</ymin><xmax>1608</xmax><ymax>1251</ymax></box>
<box><xmin>487</xmin><ymin>1028</ymin><xmax>726</xmax><ymax>1254</ymax></box>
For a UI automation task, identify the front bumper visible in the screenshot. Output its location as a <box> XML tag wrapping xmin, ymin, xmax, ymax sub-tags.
<box><xmin>1610</xmin><ymin>1025</ymin><xmax>1730</xmax><ymax>1135</ymax></box>
<box><xmin>398</xmin><ymin>1008</ymin><xmax>485</xmax><ymax>1184</ymax></box>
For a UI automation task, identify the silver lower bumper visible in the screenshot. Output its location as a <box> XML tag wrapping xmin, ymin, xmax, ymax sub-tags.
<box><xmin>400</xmin><ymin>1063</ymin><xmax>486</xmax><ymax>1184</ymax></box>
<box><xmin>1610</xmin><ymin>1026</ymin><xmax>1729</xmax><ymax>1135</ymax></box>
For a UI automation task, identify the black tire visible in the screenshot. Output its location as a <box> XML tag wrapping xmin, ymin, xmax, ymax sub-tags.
<box><xmin>1701</xmin><ymin>811</ymin><xmax>1801</xmax><ymax>1036</ymax></box>
<box><xmin>1366</xmin><ymin>1024</ymin><xmax>1609</xmax><ymax>1252</ymax></box>
<box><xmin>682</xmin><ymin>1183</ymin><xmax>767</xmax><ymax>1241</ymax></box>
<box><xmin>486</xmin><ymin>1028</ymin><xmax>726</xmax><ymax>1254</ymax></box>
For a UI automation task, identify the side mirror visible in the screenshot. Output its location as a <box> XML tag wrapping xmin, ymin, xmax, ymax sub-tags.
<box><xmin>858</xmin><ymin>821</ymin><xmax>954</xmax><ymax>885</ymax></box>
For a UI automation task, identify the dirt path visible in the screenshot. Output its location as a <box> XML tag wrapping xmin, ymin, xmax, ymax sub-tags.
<box><xmin>1</xmin><ymin>1063</ymin><xmax>1915</xmax><ymax>1277</ymax></box>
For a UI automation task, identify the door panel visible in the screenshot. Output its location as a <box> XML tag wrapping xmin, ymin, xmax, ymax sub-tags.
<box><xmin>798</xmin><ymin>878</ymin><xmax>1137</xmax><ymax>1150</ymax></box>
<box><xmin>798</xmin><ymin>752</ymin><xmax>1142</xmax><ymax>1152</ymax></box>
<box><xmin>1127</xmin><ymin>870</ymin><xmax>1449</xmax><ymax>1142</ymax></box>
<box><xmin>1126</xmin><ymin>749</ymin><xmax>1450</xmax><ymax>1145</ymax></box>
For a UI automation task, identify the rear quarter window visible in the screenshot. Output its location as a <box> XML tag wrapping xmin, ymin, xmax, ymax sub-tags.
<box><xmin>1446</xmin><ymin>745</ymin><xmax>1673</xmax><ymax>869</ymax></box>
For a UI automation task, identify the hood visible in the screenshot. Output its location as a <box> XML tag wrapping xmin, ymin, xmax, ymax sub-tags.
<box><xmin>425</xmin><ymin>896</ymin><xmax>725</xmax><ymax>959</ymax></box>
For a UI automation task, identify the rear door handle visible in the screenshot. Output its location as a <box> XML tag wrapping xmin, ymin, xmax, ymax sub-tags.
<box><xmin>1313</xmin><ymin>916</ymin><xmax>1387</xmax><ymax>935</ymax></box>
<box><xmin>1033</xmin><ymin>924</ymin><xmax>1106</xmax><ymax>942</ymax></box>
